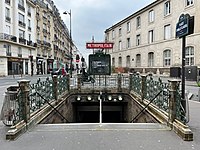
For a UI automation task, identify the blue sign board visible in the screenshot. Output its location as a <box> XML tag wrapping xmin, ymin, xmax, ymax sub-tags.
<box><xmin>176</xmin><ymin>14</ymin><xmax>189</xmax><ymax>38</ymax></box>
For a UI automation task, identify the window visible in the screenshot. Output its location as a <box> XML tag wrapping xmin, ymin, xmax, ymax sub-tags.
<box><xmin>164</xmin><ymin>24</ymin><xmax>171</xmax><ymax>40</ymax></box>
<box><xmin>37</xmin><ymin>33</ymin><xmax>40</xmax><ymax>40</ymax></box>
<box><xmin>6</xmin><ymin>44</ymin><xmax>11</xmax><ymax>56</ymax></box>
<box><xmin>29</xmin><ymin>49</ymin><xmax>32</xmax><ymax>55</ymax></box>
<box><xmin>118</xmin><ymin>57</ymin><xmax>122</xmax><ymax>67</ymax></box>
<box><xmin>164</xmin><ymin>1</ymin><xmax>171</xmax><ymax>16</ymax></box>
<box><xmin>127</xmin><ymin>22</ymin><xmax>131</xmax><ymax>32</ymax></box>
<box><xmin>28</xmin><ymin>6</ymin><xmax>31</xmax><ymax>16</ymax></box>
<box><xmin>127</xmin><ymin>38</ymin><xmax>131</xmax><ymax>48</ymax></box>
<box><xmin>6</xmin><ymin>25</ymin><xmax>10</xmax><ymax>34</ymax></box>
<box><xmin>186</xmin><ymin>0</ymin><xmax>193</xmax><ymax>6</ymax></box>
<box><xmin>136</xmin><ymin>54</ymin><xmax>141</xmax><ymax>67</ymax></box>
<box><xmin>43</xmin><ymin>23</ymin><xmax>47</xmax><ymax>30</ymax></box>
<box><xmin>5</xmin><ymin>7</ymin><xmax>10</xmax><ymax>17</ymax></box>
<box><xmin>136</xmin><ymin>16</ymin><xmax>141</xmax><ymax>28</ymax></box>
<box><xmin>149</xmin><ymin>10</ymin><xmax>154</xmax><ymax>23</ymax></box>
<box><xmin>28</xmin><ymin>34</ymin><xmax>31</xmax><ymax>41</ymax></box>
<box><xmin>5</xmin><ymin>0</ymin><xmax>11</xmax><ymax>5</ymax></box>
<box><xmin>126</xmin><ymin>55</ymin><xmax>131</xmax><ymax>68</ymax></box>
<box><xmin>148</xmin><ymin>52</ymin><xmax>154</xmax><ymax>67</ymax></box>
<box><xmin>136</xmin><ymin>34</ymin><xmax>141</xmax><ymax>46</ymax></box>
<box><xmin>119</xmin><ymin>27</ymin><xmax>122</xmax><ymax>36</ymax></box>
<box><xmin>19</xmin><ymin>29</ymin><xmax>25</xmax><ymax>38</ymax></box>
<box><xmin>19</xmin><ymin>0</ymin><xmax>24</xmax><ymax>6</ymax></box>
<box><xmin>18</xmin><ymin>47</ymin><xmax>22</xmax><ymax>55</ymax></box>
<box><xmin>163</xmin><ymin>50</ymin><xmax>171</xmax><ymax>66</ymax></box>
<box><xmin>18</xmin><ymin>13</ymin><xmax>25</xmax><ymax>23</ymax></box>
<box><xmin>185</xmin><ymin>46</ymin><xmax>194</xmax><ymax>66</ymax></box>
<box><xmin>105</xmin><ymin>33</ymin><xmax>109</xmax><ymax>41</ymax></box>
<box><xmin>5</xmin><ymin>7</ymin><xmax>10</xmax><ymax>22</ymax></box>
<box><xmin>43</xmin><ymin>11</ymin><xmax>47</xmax><ymax>19</ymax></box>
<box><xmin>119</xmin><ymin>41</ymin><xmax>122</xmax><ymax>50</ymax></box>
<box><xmin>148</xmin><ymin>30</ymin><xmax>154</xmax><ymax>44</ymax></box>
<box><xmin>28</xmin><ymin>19</ymin><xmax>31</xmax><ymax>31</ymax></box>
<box><xmin>44</xmin><ymin>35</ymin><xmax>47</xmax><ymax>41</ymax></box>
<box><xmin>112</xmin><ymin>30</ymin><xmax>115</xmax><ymax>39</ymax></box>
<box><xmin>112</xmin><ymin>57</ymin><xmax>115</xmax><ymax>67</ymax></box>
<box><xmin>28</xmin><ymin>19</ymin><xmax>31</xmax><ymax>27</ymax></box>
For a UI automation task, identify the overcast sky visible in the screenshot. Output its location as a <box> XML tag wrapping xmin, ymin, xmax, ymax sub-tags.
<box><xmin>54</xmin><ymin>0</ymin><xmax>154</xmax><ymax>60</ymax></box>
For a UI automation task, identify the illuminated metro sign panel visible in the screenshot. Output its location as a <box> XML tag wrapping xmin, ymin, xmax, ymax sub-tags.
<box><xmin>86</xmin><ymin>42</ymin><xmax>113</xmax><ymax>49</ymax></box>
<box><xmin>89</xmin><ymin>53</ymin><xmax>111</xmax><ymax>75</ymax></box>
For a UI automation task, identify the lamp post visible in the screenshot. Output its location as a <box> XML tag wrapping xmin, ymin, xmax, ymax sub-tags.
<box><xmin>63</xmin><ymin>9</ymin><xmax>72</xmax><ymax>77</ymax></box>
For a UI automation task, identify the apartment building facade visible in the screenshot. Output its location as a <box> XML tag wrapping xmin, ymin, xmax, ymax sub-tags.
<box><xmin>0</xmin><ymin>0</ymin><xmax>37</xmax><ymax>76</ymax></box>
<box><xmin>0</xmin><ymin>0</ymin><xmax>76</xmax><ymax>76</ymax></box>
<box><xmin>105</xmin><ymin>0</ymin><xmax>200</xmax><ymax>77</ymax></box>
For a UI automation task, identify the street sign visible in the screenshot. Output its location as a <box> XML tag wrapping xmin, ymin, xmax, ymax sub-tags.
<box><xmin>86</xmin><ymin>42</ymin><xmax>113</xmax><ymax>49</ymax></box>
<box><xmin>176</xmin><ymin>14</ymin><xmax>194</xmax><ymax>38</ymax></box>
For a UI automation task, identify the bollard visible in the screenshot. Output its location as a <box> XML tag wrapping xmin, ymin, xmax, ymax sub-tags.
<box><xmin>18</xmin><ymin>80</ymin><xmax>30</xmax><ymax>124</ymax></box>
<box><xmin>129</xmin><ymin>73</ymin><xmax>133</xmax><ymax>93</ymax></box>
<box><xmin>77</xmin><ymin>74</ymin><xmax>82</xmax><ymax>92</ymax></box>
<box><xmin>52</xmin><ymin>75</ymin><xmax>58</xmax><ymax>103</ymax></box>
<box><xmin>118</xmin><ymin>73</ymin><xmax>122</xmax><ymax>92</ymax></box>
<box><xmin>66</xmin><ymin>74</ymin><xmax>70</xmax><ymax>92</ymax></box>
<box><xmin>168</xmin><ymin>79</ymin><xmax>180</xmax><ymax>127</ymax></box>
<box><xmin>141</xmin><ymin>75</ymin><xmax>147</xmax><ymax>102</ymax></box>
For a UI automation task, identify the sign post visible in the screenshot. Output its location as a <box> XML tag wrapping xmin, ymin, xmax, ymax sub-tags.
<box><xmin>176</xmin><ymin>13</ymin><xmax>194</xmax><ymax>121</ymax></box>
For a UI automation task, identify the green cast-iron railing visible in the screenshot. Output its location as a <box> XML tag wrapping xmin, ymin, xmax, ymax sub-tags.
<box><xmin>1</xmin><ymin>74</ymin><xmax>185</xmax><ymax>126</ymax></box>
<box><xmin>130</xmin><ymin>74</ymin><xmax>142</xmax><ymax>96</ymax></box>
<box><xmin>145</xmin><ymin>76</ymin><xmax>169</xmax><ymax>112</ymax></box>
<box><xmin>29</xmin><ymin>77</ymin><xmax>54</xmax><ymax>113</ymax></box>
<box><xmin>130</xmin><ymin>75</ymin><xmax>184</xmax><ymax>123</ymax></box>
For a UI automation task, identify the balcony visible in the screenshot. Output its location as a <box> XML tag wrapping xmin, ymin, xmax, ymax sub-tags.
<box><xmin>18</xmin><ymin>4</ymin><xmax>25</xmax><ymax>12</ymax></box>
<box><xmin>5</xmin><ymin>16</ymin><xmax>11</xmax><ymax>23</ymax></box>
<box><xmin>5</xmin><ymin>0</ymin><xmax>10</xmax><ymax>5</ymax></box>
<box><xmin>27</xmin><ymin>40</ymin><xmax>33</xmax><ymax>46</ymax></box>
<box><xmin>37</xmin><ymin>39</ymin><xmax>41</xmax><ymax>44</ymax></box>
<box><xmin>43</xmin><ymin>29</ymin><xmax>47</xmax><ymax>34</ymax></box>
<box><xmin>18</xmin><ymin>21</ymin><xmax>26</xmax><ymax>28</ymax></box>
<box><xmin>43</xmin><ymin>16</ymin><xmax>47</xmax><ymax>20</ymax></box>
<box><xmin>11</xmin><ymin>36</ymin><xmax>17</xmax><ymax>42</ymax></box>
<box><xmin>43</xmin><ymin>41</ymin><xmax>51</xmax><ymax>48</ymax></box>
<box><xmin>19</xmin><ymin>38</ymin><xmax>26</xmax><ymax>45</ymax></box>
<box><xmin>0</xmin><ymin>33</ymin><xmax>17</xmax><ymax>42</ymax></box>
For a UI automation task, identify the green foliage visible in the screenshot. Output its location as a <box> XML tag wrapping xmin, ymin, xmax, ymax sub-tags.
<box><xmin>197</xmin><ymin>81</ymin><xmax>200</xmax><ymax>87</ymax></box>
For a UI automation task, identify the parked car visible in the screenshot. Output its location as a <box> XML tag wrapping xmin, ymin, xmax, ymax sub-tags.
<box><xmin>51</xmin><ymin>68</ymin><xmax>66</xmax><ymax>76</ymax></box>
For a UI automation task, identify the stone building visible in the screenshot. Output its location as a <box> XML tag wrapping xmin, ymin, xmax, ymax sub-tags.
<box><xmin>0</xmin><ymin>0</ymin><xmax>37</xmax><ymax>76</ymax></box>
<box><xmin>105</xmin><ymin>0</ymin><xmax>200</xmax><ymax>79</ymax></box>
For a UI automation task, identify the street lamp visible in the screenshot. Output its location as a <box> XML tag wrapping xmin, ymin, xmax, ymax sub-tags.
<box><xmin>63</xmin><ymin>9</ymin><xmax>72</xmax><ymax>77</ymax></box>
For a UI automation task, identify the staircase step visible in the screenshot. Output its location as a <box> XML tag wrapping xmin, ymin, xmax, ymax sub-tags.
<box><xmin>34</xmin><ymin>123</ymin><xmax>170</xmax><ymax>132</ymax></box>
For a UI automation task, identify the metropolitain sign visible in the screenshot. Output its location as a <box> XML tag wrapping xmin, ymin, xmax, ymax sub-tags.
<box><xmin>86</xmin><ymin>42</ymin><xmax>114</xmax><ymax>49</ymax></box>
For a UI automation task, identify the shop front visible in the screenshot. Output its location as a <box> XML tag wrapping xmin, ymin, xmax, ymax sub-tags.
<box><xmin>7</xmin><ymin>58</ymin><xmax>23</xmax><ymax>75</ymax></box>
